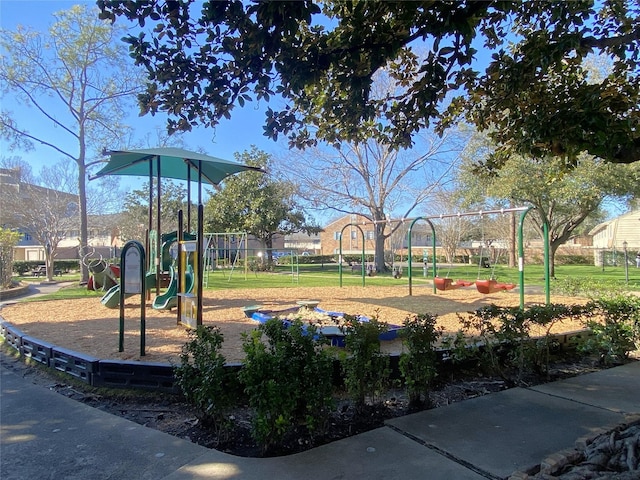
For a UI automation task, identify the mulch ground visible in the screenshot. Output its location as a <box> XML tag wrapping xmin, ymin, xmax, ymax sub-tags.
<box><xmin>0</xmin><ymin>284</ymin><xmax>589</xmax><ymax>364</ymax></box>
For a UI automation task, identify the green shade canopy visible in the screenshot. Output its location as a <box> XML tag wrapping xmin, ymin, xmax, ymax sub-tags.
<box><xmin>91</xmin><ymin>147</ymin><xmax>262</xmax><ymax>186</ymax></box>
<box><xmin>90</xmin><ymin>147</ymin><xmax>264</xmax><ymax>302</ymax></box>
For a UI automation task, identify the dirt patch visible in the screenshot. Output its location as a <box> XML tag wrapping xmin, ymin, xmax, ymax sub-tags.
<box><xmin>0</xmin><ymin>285</ymin><xmax>589</xmax><ymax>364</ymax></box>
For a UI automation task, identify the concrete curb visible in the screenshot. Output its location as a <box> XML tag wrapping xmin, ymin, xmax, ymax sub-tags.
<box><xmin>0</xmin><ymin>282</ymin><xmax>30</xmax><ymax>301</ymax></box>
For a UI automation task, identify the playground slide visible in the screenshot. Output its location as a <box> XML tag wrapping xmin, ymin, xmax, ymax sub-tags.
<box><xmin>100</xmin><ymin>273</ymin><xmax>154</xmax><ymax>309</ymax></box>
<box><xmin>152</xmin><ymin>272</ymin><xmax>178</xmax><ymax>310</ymax></box>
<box><xmin>100</xmin><ymin>284</ymin><xmax>134</xmax><ymax>309</ymax></box>
<box><xmin>152</xmin><ymin>266</ymin><xmax>194</xmax><ymax>310</ymax></box>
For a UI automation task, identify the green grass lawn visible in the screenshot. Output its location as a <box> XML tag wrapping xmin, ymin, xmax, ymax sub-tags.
<box><xmin>203</xmin><ymin>261</ymin><xmax>640</xmax><ymax>292</ymax></box>
<box><xmin>14</xmin><ymin>262</ymin><xmax>638</xmax><ymax>302</ymax></box>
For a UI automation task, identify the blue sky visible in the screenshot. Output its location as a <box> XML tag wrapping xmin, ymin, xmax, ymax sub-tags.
<box><xmin>0</xmin><ymin>0</ymin><xmax>285</xmax><ymax>187</ymax></box>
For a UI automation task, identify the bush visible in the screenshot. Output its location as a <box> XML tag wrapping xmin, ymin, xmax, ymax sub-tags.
<box><xmin>578</xmin><ymin>294</ymin><xmax>640</xmax><ymax>365</ymax></box>
<box><xmin>174</xmin><ymin>326</ymin><xmax>235</xmax><ymax>443</ymax></box>
<box><xmin>555</xmin><ymin>254</ymin><xmax>591</xmax><ymax>265</ymax></box>
<box><xmin>13</xmin><ymin>260</ymin><xmax>78</xmax><ymax>275</ymax></box>
<box><xmin>277</xmin><ymin>254</ymin><xmax>334</xmax><ymax>265</ymax></box>
<box><xmin>240</xmin><ymin>318</ymin><xmax>334</xmax><ymax>453</ymax></box>
<box><xmin>523</xmin><ymin>303</ymin><xmax>587</xmax><ymax>375</ymax></box>
<box><xmin>552</xmin><ymin>277</ymin><xmax>622</xmax><ymax>297</ymax></box>
<box><xmin>341</xmin><ymin>314</ymin><xmax>390</xmax><ymax>408</ymax></box>
<box><xmin>399</xmin><ymin>313</ymin><xmax>441</xmax><ymax>407</ymax></box>
<box><xmin>453</xmin><ymin>303</ymin><xmax>583</xmax><ymax>384</ymax></box>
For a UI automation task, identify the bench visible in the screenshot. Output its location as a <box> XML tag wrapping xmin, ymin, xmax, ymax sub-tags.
<box><xmin>350</xmin><ymin>264</ymin><xmax>362</xmax><ymax>274</ymax></box>
<box><xmin>31</xmin><ymin>265</ymin><xmax>46</xmax><ymax>277</ymax></box>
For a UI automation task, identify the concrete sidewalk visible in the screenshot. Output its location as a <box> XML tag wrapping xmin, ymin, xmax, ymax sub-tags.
<box><xmin>2</xmin><ymin>357</ymin><xmax>639</xmax><ymax>480</ymax></box>
<box><xmin>0</xmin><ymin>280</ymin><xmax>76</xmax><ymax>305</ymax></box>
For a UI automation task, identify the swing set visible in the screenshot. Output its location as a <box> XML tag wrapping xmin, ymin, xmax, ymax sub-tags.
<box><xmin>473</xmin><ymin>238</ymin><xmax>516</xmax><ymax>294</ymax></box>
<box><xmin>433</xmin><ymin>215</ymin><xmax>475</xmax><ymax>291</ymax></box>
<box><xmin>407</xmin><ymin>206</ymin><xmax>550</xmax><ymax>310</ymax></box>
<box><xmin>435</xmin><ymin>216</ymin><xmax>516</xmax><ymax>293</ymax></box>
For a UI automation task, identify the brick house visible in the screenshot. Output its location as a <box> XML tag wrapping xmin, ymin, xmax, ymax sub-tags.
<box><xmin>320</xmin><ymin>214</ymin><xmax>377</xmax><ymax>257</ymax></box>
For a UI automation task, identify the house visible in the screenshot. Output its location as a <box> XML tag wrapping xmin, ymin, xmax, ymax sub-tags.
<box><xmin>589</xmin><ymin>210</ymin><xmax>640</xmax><ymax>251</ymax></box>
<box><xmin>319</xmin><ymin>214</ymin><xmax>434</xmax><ymax>258</ymax></box>
<box><xmin>589</xmin><ymin>210</ymin><xmax>640</xmax><ymax>264</ymax></box>
<box><xmin>0</xmin><ymin>167</ymin><xmax>124</xmax><ymax>262</ymax></box>
<box><xmin>320</xmin><ymin>214</ymin><xmax>377</xmax><ymax>256</ymax></box>
<box><xmin>284</xmin><ymin>231</ymin><xmax>321</xmax><ymax>254</ymax></box>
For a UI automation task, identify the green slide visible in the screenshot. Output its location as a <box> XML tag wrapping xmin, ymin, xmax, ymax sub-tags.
<box><xmin>152</xmin><ymin>266</ymin><xmax>194</xmax><ymax>310</ymax></box>
<box><xmin>152</xmin><ymin>266</ymin><xmax>178</xmax><ymax>310</ymax></box>
<box><xmin>100</xmin><ymin>284</ymin><xmax>134</xmax><ymax>309</ymax></box>
<box><xmin>100</xmin><ymin>274</ymin><xmax>154</xmax><ymax>309</ymax></box>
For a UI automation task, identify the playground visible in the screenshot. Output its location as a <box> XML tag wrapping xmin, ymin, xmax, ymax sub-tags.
<box><xmin>0</xmin><ymin>284</ymin><xmax>590</xmax><ymax>364</ymax></box>
<box><xmin>0</xmin><ymin>151</ymin><xmax>601</xmax><ymax>366</ymax></box>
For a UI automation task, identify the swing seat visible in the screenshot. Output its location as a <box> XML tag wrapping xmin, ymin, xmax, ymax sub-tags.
<box><xmin>434</xmin><ymin>277</ymin><xmax>475</xmax><ymax>291</ymax></box>
<box><xmin>475</xmin><ymin>279</ymin><xmax>516</xmax><ymax>294</ymax></box>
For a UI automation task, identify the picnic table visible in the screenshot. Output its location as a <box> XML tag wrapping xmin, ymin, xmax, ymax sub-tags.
<box><xmin>31</xmin><ymin>265</ymin><xmax>62</xmax><ymax>277</ymax></box>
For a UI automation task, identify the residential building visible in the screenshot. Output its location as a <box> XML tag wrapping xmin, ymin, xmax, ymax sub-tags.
<box><xmin>589</xmin><ymin>210</ymin><xmax>640</xmax><ymax>264</ymax></box>
<box><xmin>0</xmin><ymin>167</ymin><xmax>123</xmax><ymax>262</ymax></box>
<box><xmin>319</xmin><ymin>214</ymin><xmax>434</xmax><ymax>258</ymax></box>
<box><xmin>284</xmin><ymin>231</ymin><xmax>321</xmax><ymax>254</ymax></box>
<box><xmin>321</xmin><ymin>214</ymin><xmax>377</xmax><ymax>257</ymax></box>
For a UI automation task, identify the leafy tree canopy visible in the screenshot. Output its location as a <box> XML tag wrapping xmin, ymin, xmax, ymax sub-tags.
<box><xmin>457</xmin><ymin>143</ymin><xmax>640</xmax><ymax>275</ymax></box>
<box><xmin>120</xmin><ymin>179</ymin><xmax>188</xmax><ymax>241</ymax></box>
<box><xmin>98</xmin><ymin>1</ymin><xmax>639</xmax><ymax>167</ymax></box>
<box><xmin>205</xmin><ymin>147</ymin><xmax>316</xmax><ymax>250</ymax></box>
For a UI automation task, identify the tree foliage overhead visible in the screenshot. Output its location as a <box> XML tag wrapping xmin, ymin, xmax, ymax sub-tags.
<box><xmin>98</xmin><ymin>1</ymin><xmax>639</xmax><ymax>166</ymax></box>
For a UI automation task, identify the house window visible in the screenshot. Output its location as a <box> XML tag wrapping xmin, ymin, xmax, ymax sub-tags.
<box><xmin>23</xmin><ymin>233</ymin><xmax>31</xmax><ymax>241</ymax></box>
<box><xmin>334</xmin><ymin>231</ymin><xmax>340</xmax><ymax>240</ymax></box>
<box><xmin>365</xmin><ymin>230</ymin><xmax>375</xmax><ymax>240</ymax></box>
<box><xmin>351</xmin><ymin>230</ymin><xmax>357</xmax><ymax>240</ymax></box>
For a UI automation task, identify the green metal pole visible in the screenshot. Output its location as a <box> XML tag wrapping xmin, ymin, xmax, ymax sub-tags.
<box><xmin>339</xmin><ymin>233</ymin><xmax>343</xmax><ymax>287</ymax></box>
<box><xmin>407</xmin><ymin>217</ymin><xmax>437</xmax><ymax>296</ymax></box>
<box><xmin>140</xmin><ymin>245</ymin><xmax>146</xmax><ymax>357</ymax></box>
<box><xmin>543</xmin><ymin>221</ymin><xmax>551</xmax><ymax>305</ymax></box>
<box><xmin>407</xmin><ymin>224</ymin><xmax>413</xmax><ymax>296</ymax></box>
<box><xmin>361</xmin><ymin>236</ymin><xmax>366</xmax><ymax>287</ymax></box>
<box><xmin>431</xmin><ymin>227</ymin><xmax>437</xmax><ymax>295</ymax></box>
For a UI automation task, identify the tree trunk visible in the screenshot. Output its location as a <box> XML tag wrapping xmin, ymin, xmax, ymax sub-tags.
<box><xmin>374</xmin><ymin>223</ymin><xmax>387</xmax><ymax>272</ymax></box>
<box><xmin>265</xmin><ymin>237</ymin><xmax>273</xmax><ymax>265</ymax></box>
<box><xmin>46</xmin><ymin>248</ymin><xmax>54</xmax><ymax>282</ymax></box>
<box><xmin>78</xmin><ymin>161</ymin><xmax>89</xmax><ymax>284</ymax></box>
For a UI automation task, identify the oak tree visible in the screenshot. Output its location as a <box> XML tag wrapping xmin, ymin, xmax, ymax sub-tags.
<box><xmin>205</xmin><ymin>147</ymin><xmax>317</xmax><ymax>258</ymax></box>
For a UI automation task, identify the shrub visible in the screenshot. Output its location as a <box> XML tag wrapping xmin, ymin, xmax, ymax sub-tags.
<box><xmin>578</xmin><ymin>294</ymin><xmax>640</xmax><ymax>365</ymax></box>
<box><xmin>523</xmin><ymin>303</ymin><xmax>586</xmax><ymax>376</ymax></box>
<box><xmin>399</xmin><ymin>313</ymin><xmax>441</xmax><ymax>407</ymax></box>
<box><xmin>341</xmin><ymin>314</ymin><xmax>390</xmax><ymax>408</ymax></box>
<box><xmin>174</xmin><ymin>326</ymin><xmax>235</xmax><ymax>443</ymax></box>
<box><xmin>555</xmin><ymin>254</ymin><xmax>591</xmax><ymax>265</ymax></box>
<box><xmin>13</xmin><ymin>260</ymin><xmax>78</xmax><ymax>276</ymax></box>
<box><xmin>552</xmin><ymin>277</ymin><xmax>621</xmax><ymax>297</ymax></box>
<box><xmin>239</xmin><ymin>318</ymin><xmax>334</xmax><ymax>453</ymax></box>
<box><xmin>0</xmin><ymin>228</ymin><xmax>21</xmax><ymax>287</ymax></box>
<box><xmin>454</xmin><ymin>303</ymin><xmax>581</xmax><ymax>384</ymax></box>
